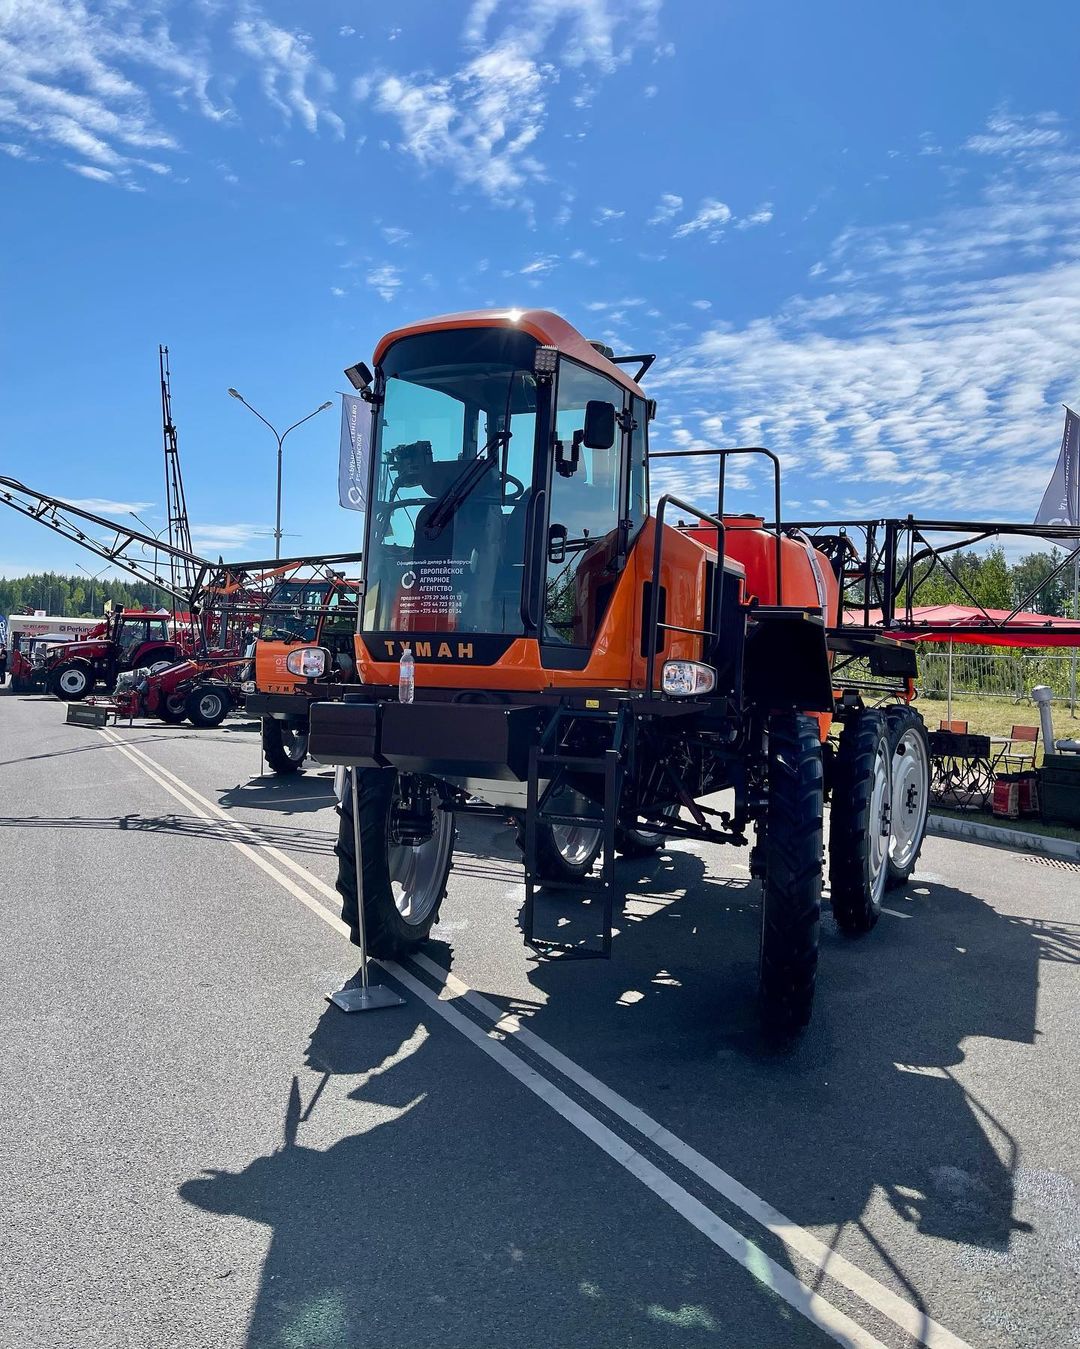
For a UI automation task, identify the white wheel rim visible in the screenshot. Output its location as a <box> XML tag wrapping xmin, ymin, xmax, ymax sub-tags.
<box><xmin>60</xmin><ymin>669</ymin><xmax>86</xmax><ymax>694</ymax></box>
<box><xmin>889</xmin><ymin>727</ymin><xmax>929</xmax><ymax>873</ymax></box>
<box><xmin>867</xmin><ymin>739</ymin><xmax>891</xmax><ymax>910</ymax></box>
<box><xmin>199</xmin><ymin>693</ymin><xmax>222</xmax><ymax>719</ymax></box>
<box><xmin>389</xmin><ymin>783</ymin><xmax>452</xmax><ymax>925</ymax></box>
<box><xmin>550</xmin><ymin>823</ymin><xmax>602</xmax><ymax>866</ymax></box>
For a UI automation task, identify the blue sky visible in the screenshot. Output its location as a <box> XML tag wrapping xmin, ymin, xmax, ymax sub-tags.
<box><xmin>2</xmin><ymin>0</ymin><xmax>1080</xmax><ymax>578</ymax></box>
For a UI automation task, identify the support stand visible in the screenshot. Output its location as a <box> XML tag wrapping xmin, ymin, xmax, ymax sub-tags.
<box><xmin>327</xmin><ymin>766</ymin><xmax>405</xmax><ymax>1014</ymax></box>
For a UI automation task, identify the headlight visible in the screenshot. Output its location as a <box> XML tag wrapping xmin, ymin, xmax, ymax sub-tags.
<box><xmin>285</xmin><ymin>646</ymin><xmax>329</xmax><ymax>678</ymax></box>
<box><xmin>240</xmin><ymin>680</ymin><xmax>256</xmax><ymax>694</ymax></box>
<box><xmin>661</xmin><ymin>660</ymin><xmax>716</xmax><ymax>697</ymax></box>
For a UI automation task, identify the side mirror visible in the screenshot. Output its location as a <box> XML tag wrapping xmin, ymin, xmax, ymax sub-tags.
<box><xmin>582</xmin><ymin>400</ymin><xmax>616</xmax><ymax>450</ymax></box>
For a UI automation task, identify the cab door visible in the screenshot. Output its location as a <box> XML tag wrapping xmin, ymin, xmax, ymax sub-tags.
<box><xmin>541</xmin><ymin>361</ymin><xmax>627</xmax><ymax>666</ymax></box>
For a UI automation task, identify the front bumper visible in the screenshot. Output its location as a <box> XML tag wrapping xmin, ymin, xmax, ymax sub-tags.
<box><xmin>309</xmin><ymin>696</ymin><xmax>542</xmax><ymax>780</ymax></box>
<box><xmin>245</xmin><ymin>684</ymin><xmax>342</xmax><ymax>720</ymax></box>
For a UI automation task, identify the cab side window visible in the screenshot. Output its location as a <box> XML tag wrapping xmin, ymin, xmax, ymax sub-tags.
<box><xmin>543</xmin><ymin>361</ymin><xmax>625</xmax><ymax>648</ymax></box>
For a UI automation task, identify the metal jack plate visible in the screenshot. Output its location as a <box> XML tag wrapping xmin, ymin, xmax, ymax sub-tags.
<box><xmin>327</xmin><ymin>982</ymin><xmax>405</xmax><ymax>1013</ymax></box>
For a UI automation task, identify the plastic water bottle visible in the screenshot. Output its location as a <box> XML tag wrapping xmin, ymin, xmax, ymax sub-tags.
<box><xmin>398</xmin><ymin>643</ymin><xmax>415</xmax><ymax>704</ymax></box>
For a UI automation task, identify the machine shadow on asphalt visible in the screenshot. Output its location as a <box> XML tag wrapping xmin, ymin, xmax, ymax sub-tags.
<box><xmin>179</xmin><ymin>941</ymin><xmax>794</xmax><ymax>1349</ymax></box>
<box><xmin>176</xmin><ymin>809</ymin><xmax>1053</xmax><ymax>1346</ymax></box>
<box><xmin>0</xmin><ymin>810</ymin><xmax>340</xmax><ymax>856</ymax></box>
<box><xmin>217</xmin><ymin>773</ymin><xmax>337</xmax><ymax>816</ymax></box>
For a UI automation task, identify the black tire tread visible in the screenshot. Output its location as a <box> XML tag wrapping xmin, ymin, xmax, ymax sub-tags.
<box><xmin>185</xmin><ymin>684</ymin><xmax>230</xmax><ymax>728</ymax></box>
<box><xmin>336</xmin><ymin>769</ymin><xmax>452</xmax><ymax>957</ymax></box>
<box><xmin>759</xmin><ymin>712</ymin><xmax>823</xmax><ymax>1035</ymax></box>
<box><xmin>262</xmin><ymin>716</ymin><xmax>307</xmax><ymax>775</ymax></box>
<box><xmin>829</xmin><ymin>710</ymin><xmax>889</xmax><ymax>934</ymax></box>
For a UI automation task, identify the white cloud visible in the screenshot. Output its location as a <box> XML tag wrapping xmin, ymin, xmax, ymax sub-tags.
<box><xmin>330</xmin><ymin>286</ymin><xmax>346</xmax><ymax>297</ymax></box>
<box><xmin>593</xmin><ymin>206</ymin><xmax>625</xmax><ymax>224</ymax></box>
<box><xmin>649</xmin><ymin>192</ymin><xmax>682</xmax><ymax>224</ymax></box>
<box><xmin>66</xmin><ymin>497</ymin><xmax>155</xmax><ymax>516</ymax></box>
<box><xmin>370</xmin><ymin>0</ymin><xmax>661</xmax><ymax>204</ymax></box>
<box><xmin>190</xmin><ymin>523</ymin><xmax>268</xmax><ymax>553</ymax></box>
<box><xmin>520</xmin><ymin>254</ymin><xmax>558</xmax><ymax>276</ymax></box>
<box><xmin>736</xmin><ymin>202</ymin><xmax>773</xmax><ymax>229</ymax></box>
<box><xmin>339</xmin><ymin>26</ymin><xmax>357</xmax><ymax>38</ymax></box>
<box><xmin>673</xmin><ymin>198</ymin><xmax>732</xmax><ymax>241</ymax></box>
<box><xmin>232</xmin><ymin>9</ymin><xmax>345</xmax><ymax>138</ymax></box>
<box><xmin>66</xmin><ymin>163</ymin><xmax>115</xmax><ymax>184</ymax></box>
<box><xmin>0</xmin><ymin>1</ymin><xmax>345</xmax><ymax>186</ymax></box>
<box><xmin>381</xmin><ymin>225</ymin><xmax>411</xmax><ymax>244</ymax></box>
<box><xmin>368</xmin><ymin>264</ymin><xmax>402</xmax><ymax>301</ymax></box>
<box><xmin>690</xmin><ymin>299</ymin><xmax>711</xmax><ymax>310</ymax></box>
<box><xmin>0</xmin><ymin>0</ymin><xmax>224</xmax><ymax>185</ymax></box>
<box><xmin>650</xmin><ymin>111</ymin><xmax>1080</xmax><ymax>520</ymax></box>
<box><xmin>965</xmin><ymin>110</ymin><xmax>1066</xmax><ymax>158</ymax></box>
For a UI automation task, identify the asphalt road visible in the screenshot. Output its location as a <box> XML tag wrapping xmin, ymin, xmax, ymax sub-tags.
<box><xmin>2</xmin><ymin>690</ymin><xmax>1078</xmax><ymax>1349</ymax></box>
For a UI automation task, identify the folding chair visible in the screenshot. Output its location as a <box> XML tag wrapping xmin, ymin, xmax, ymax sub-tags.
<box><xmin>997</xmin><ymin>724</ymin><xmax>1039</xmax><ymax>774</ymax></box>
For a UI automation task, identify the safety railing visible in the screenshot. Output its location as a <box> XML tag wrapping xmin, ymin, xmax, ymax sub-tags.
<box><xmin>645</xmin><ymin>494</ymin><xmax>726</xmax><ymax>695</ymax></box>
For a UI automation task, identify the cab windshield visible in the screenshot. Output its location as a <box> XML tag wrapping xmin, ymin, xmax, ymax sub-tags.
<box><xmin>363</xmin><ymin>327</ymin><xmax>539</xmax><ymax>635</ymax></box>
<box><xmin>260</xmin><ymin>582</ymin><xmax>332</xmax><ymax>642</ymax></box>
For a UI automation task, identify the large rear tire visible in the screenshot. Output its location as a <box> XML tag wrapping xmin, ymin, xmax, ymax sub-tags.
<box><xmin>262</xmin><ymin>716</ymin><xmax>309</xmax><ymax>775</ymax></box>
<box><xmin>883</xmin><ymin>706</ymin><xmax>930</xmax><ymax>889</ymax></box>
<box><xmin>51</xmin><ymin>662</ymin><xmax>93</xmax><ymax>701</ymax></box>
<box><xmin>829</xmin><ymin>710</ymin><xmax>892</xmax><ymax>934</ymax></box>
<box><xmin>758</xmin><ymin>712</ymin><xmax>824</xmax><ymax>1036</ymax></box>
<box><xmin>335</xmin><ymin>768</ymin><xmax>454</xmax><ymax>957</ymax></box>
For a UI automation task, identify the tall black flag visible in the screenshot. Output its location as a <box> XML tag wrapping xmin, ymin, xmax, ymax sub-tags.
<box><xmin>1035</xmin><ymin>406</ymin><xmax>1079</xmax><ymax>531</ymax></box>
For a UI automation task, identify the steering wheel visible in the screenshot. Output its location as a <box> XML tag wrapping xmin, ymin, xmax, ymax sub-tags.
<box><xmin>501</xmin><ymin>472</ymin><xmax>526</xmax><ymax>503</ymax></box>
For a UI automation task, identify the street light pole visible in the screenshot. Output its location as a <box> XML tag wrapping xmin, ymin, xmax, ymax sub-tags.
<box><xmin>227</xmin><ymin>390</ymin><xmax>333</xmax><ymax>560</ymax></box>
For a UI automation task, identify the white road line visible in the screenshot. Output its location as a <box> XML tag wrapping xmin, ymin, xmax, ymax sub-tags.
<box><xmin>407</xmin><ymin>953</ymin><xmax>968</xmax><ymax>1349</ymax></box>
<box><xmin>881</xmin><ymin>907</ymin><xmax>913</xmax><ymax>920</ymax></box>
<box><xmin>100</xmin><ymin>727</ymin><xmax>970</xmax><ymax>1349</ymax></box>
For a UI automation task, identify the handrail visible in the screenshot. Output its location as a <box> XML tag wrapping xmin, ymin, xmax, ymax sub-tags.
<box><xmin>649</xmin><ymin>445</ymin><xmax>783</xmax><ymax>598</ymax></box>
<box><xmin>519</xmin><ymin>488</ymin><xmax>546</xmax><ymax>632</ymax></box>
<box><xmin>645</xmin><ymin>493</ymin><xmax>726</xmax><ymax>695</ymax></box>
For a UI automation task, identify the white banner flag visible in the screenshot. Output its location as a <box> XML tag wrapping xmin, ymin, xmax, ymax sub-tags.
<box><xmin>338</xmin><ymin>392</ymin><xmax>367</xmax><ymax>511</ymax></box>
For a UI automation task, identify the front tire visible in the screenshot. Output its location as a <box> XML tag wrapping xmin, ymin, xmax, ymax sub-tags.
<box><xmin>158</xmin><ymin>691</ymin><xmax>188</xmax><ymax>724</ymax></box>
<box><xmin>51</xmin><ymin>662</ymin><xmax>92</xmax><ymax>701</ymax></box>
<box><xmin>335</xmin><ymin>768</ymin><xmax>454</xmax><ymax>957</ymax></box>
<box><xmin>883</xmin><ymin>706</ymin><xmax>930</xmax><ymax>889</ymax></box>
<box><xmin>185</xmin><ymin>685</ymin><xmax>230</xmax><ymax>728</ymax></box>
<box><xmin>829</xmin><ymin>710</ymin><xmax>892</xmax><ymax>934</ymax></box>
<box><xmin>616</xmin><ymin>804</ymin><xmax>680</xmax><ymax>857</ymax></box>
<box><xmin>758</xmin><ymin>712</ymin><xmax>824</xmax><ymax>1035</ymax></box>
<box><xmin>262</xmin><ymin>717</ymin><xmax>309</xmax><ymax>775</ymax></box>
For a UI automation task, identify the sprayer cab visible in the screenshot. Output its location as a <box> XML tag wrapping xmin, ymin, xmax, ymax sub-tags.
<box><xmin>354</xmin><ymin>309</ymin><xmax>664</xmax><ymax>691</ymax></box>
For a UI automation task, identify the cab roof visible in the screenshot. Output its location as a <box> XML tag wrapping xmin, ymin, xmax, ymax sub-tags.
<box><xmin>372</xmin><ymin>308</ymin><xmax>648</xmax><ymax>401</ymax></box>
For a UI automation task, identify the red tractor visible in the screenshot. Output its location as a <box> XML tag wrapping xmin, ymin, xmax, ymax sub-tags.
<box><xmin>110</xmin><ymin>657</ymin><xmax>242</xmax><ymax>727</ymax></box>
<box><xmin>44</xmin><ymin>608</ymin><xmax>180</xmax><ymax>701</ymax></box>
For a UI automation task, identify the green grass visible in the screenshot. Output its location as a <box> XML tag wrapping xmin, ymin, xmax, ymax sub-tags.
<box><xmin>917</xmin><ymin>692</ymin><xmax>1079</xmax><ymax>763</ymax></box>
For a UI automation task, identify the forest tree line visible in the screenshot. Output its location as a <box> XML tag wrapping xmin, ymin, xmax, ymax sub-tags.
<box><xmin>0</xmin><ymin>572</ymin><xmax>170</xmax><ymax>620</ymax></box>
<box><xmin>908</xmin><ymin>546</ymin><xmax>1077</xmax><ymax>614</ymax></box>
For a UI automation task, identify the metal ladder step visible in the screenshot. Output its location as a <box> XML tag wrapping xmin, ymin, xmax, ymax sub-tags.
<box><xmin>522</xmin><ymin>705</ymin><xmax>627</xmax><ymax>959</ymax></box>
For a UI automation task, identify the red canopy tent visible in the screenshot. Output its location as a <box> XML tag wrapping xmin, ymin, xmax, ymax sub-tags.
<box><xmin>846</xmin><ymin>604</ymin><xmax>1080</xmax><ymax>649</ymax></box>
<box><xmin>844</xmin><ymin>604</ymin><xmax>1080</xmax><ymax>719</ymax></box>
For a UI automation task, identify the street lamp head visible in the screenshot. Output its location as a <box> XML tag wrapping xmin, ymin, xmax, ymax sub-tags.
<box><xmin>318</xmin><ymin>401</ymin><xmax>333</xmax><ymax>412</ymax></box>
<box><xmin>227</xmin><ymin>388</ymin><xmax>244</xmax><ymax>401</ymax></box>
